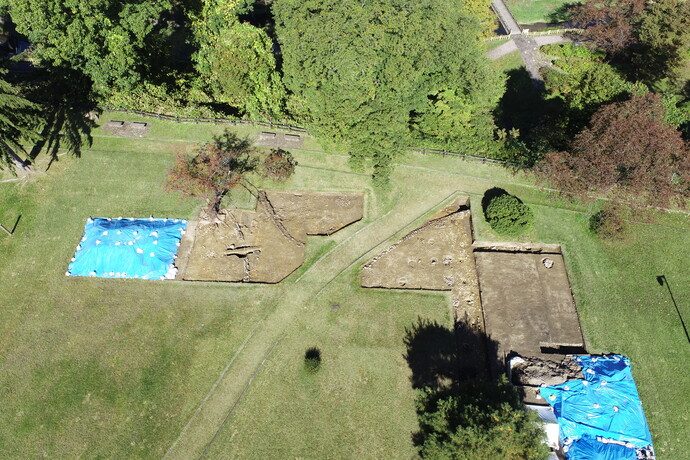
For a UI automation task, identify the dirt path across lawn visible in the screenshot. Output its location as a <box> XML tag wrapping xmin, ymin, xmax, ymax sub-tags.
<box><xmin>163</xmin><ymin>189</ymin><xmax>470</xmax><ymax>459</ymax></box>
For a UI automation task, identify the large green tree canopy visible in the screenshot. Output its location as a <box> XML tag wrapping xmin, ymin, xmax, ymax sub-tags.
<box><xmin>0</xmin><ymin>0</ymin><xmax>173</xmax><ymax>94</ymax></box>
<box><xmin>191</xmin><ymin>0</ymin><xmax>286</xmax><ymax>120</ymax></box>
<box><xmin>274</xmin><ymin>0</ymin><xmax>503</xmax><ymax>181</ymax></box>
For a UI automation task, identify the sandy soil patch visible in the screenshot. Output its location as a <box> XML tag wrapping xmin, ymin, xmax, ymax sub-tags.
<box><xmin>181</xmin><ymin>190</ymin><xmax>363</xmax><ymax>283</ymax></box>
<box><xmin>361</xmin><ymin>196</ymin><xmax>485</xmax><ymax>377</ymax></box>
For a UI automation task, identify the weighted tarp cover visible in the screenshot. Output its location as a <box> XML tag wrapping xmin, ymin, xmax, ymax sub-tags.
<box><xmin>67</xmin><ymin>218</ymin><xmax>187</xmax><ymax>280</ymax></box>
<box><xmin>565</xmin><ymin>435</ymin><xmax>638</xmax><ymax>460</ymax></box>
<box><xmin>540</xmin><ymin>355</ymin><xmax>653</xmax><ymax>459</ymax></box>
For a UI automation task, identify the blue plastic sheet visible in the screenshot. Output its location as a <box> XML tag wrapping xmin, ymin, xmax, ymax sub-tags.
<box><xmin>540</xmin><ymin>355</ymin><xmax>654</xmax><ymax>459</ymax></box>
<box><xmin>67</xmin><ymin>217</ymin><xmax>187</xmax><ymax>280</ymax></box>
<box><xmin>565</xmin><ymin>435</ymin><xmax>638</xmax><ymax>460</ymax></box>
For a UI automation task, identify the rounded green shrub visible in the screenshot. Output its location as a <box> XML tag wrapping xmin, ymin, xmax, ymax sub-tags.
<box><xmin>589</xmin><ymin>206</ymin><xmax>626</xmax><ymax>239</ymax></box>
<box><xmin>482</xmin><ymin>188</ymin><xmax>533</xmax><ymax>236</ymax></box>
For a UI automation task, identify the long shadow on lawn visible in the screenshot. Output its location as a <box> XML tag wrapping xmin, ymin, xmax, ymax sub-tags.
<box><xmin>404</xmin><ymin>318</ymin><xmax>533</xmax><ymax>452</ymax></box>
<box><xmin>27</xmin><ymin>67</ymin><xmax>100</xmax><ymax>170</ymax></box>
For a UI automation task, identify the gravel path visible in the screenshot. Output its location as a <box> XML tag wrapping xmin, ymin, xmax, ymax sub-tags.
<box><xmin>486</xmin><ymin>39</ymin><xmax>518</xmax><ymax>60</ymax></box>
<box><xmin>513</xmin><ymin>35</ymin><xmax>545</xmax><ymax>89</ymax></box>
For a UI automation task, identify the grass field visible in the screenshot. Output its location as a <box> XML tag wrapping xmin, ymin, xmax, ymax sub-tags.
<box><xmin>506</xmin><ymin>0</ymin><xmax>580</xmax><ymax>24</ymax></box>
<box><xmin>1</xmin><ymin>114</ymin><xmax>688</xmax><ymax>458</ymax></box>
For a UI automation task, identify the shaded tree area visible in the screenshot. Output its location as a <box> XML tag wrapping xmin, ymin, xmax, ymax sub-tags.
<box><xmin>25</xmin><ymin>68</ymin><xmax>100</xmax><ymax>169</ymax></box>
<box><xmin>0</xmin><ymin>56</ymin><xmax>99</xmax><ymax>173</ymax></box>
<box><xmin>539</xmin><ymin>92</ymin><xmax>690</xmax><ymax>209</ymax></box>
<box><xmin>403</xmin><ymin>318</ymin><xmax>549</xmax><ymax>459</ymax></box>
<box><xmin>569</xmin><ymin>0</ymin><xmax>690</xmax><ymax>91</ymax></box>
<box><xmin>569</xmin><ymin>0</ymin><xmax>646</xmax><ymax>58</ymax></box>
<box><xmin>190</xmin><ymin>0</ymin><xmax>286</xmax><ymax>120</ymax></box>
<box><xmin>0</xmin><ymin>68</ymin><xmax>39</xmax><ymax>171</ymax></box>
<box><xmin>274</xmin><ymin>0</ymin><xmax>503</xmax><ymax>183</ymax></box>
<box><xmin>493</xmin><ymin>68</ymin><xmax>565</xmax><ymax>166</ymax></box>
<box><xmin>0</xmin><ymin>0</ymin><xmax>175</xmax><ymax>95</ymax></box>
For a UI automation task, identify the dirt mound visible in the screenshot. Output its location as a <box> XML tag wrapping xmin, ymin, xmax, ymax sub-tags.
<box><xmin>510</xmin><ymin>355</ymin><xmax>583</xmax><ymax>387</ymax></box>
<box><xmin>181</xmin><ymin>190</ymin><xmax>363</xmax><ymax>283</ymax></box>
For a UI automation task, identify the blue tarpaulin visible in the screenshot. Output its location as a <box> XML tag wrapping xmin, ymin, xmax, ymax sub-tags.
<box><xmin>67</xmin><ymin>217</ymin><xmax>187</xmax><ymax>280</ymax></box>
<box><xmin>540</xmin><ymin>355</ymin><xmax>654</xmax><ymax>459</ymax></box>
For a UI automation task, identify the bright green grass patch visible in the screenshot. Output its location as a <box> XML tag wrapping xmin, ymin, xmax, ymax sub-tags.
<box><xmin>492</xmin><ymin>50</ymin><xmax>525</xmax><ymax>73</ymax></box>
<box><xmin>506</xmin><ymin>0</ymin><xmax>580</xmax><ymax>24</ymax></box>
<box><xmin>1</xmin><ymin>122</ymin><xmax>688</xmax><ymax>458</ymax></box>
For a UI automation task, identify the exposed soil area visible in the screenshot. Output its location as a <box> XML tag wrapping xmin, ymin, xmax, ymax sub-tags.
<box><xmin>181</xmin><ymin>190</ymin><xmax>363</xmax><ymax>283</ymax></box>
<box><xmin>510</xmin><ymin>355</ymin><xmax>583</xmax><ymax>387</ymax></box>
<box><xmin>509</xmin><ymin>354</ymin><xmax>584</xmax><ymax>405</ymax></box>
<box><xmin>361</xmin><ymin>196</ymin><xmax>486</xmax><ymax>377</ymax></box>
<box><xmin>101</xmin><ymin>120</ymin><xmax>152</xmax><ymax>137</ymax></box>
<box><xmin>474</xmin><ymin>250</ymin><xmax>584</xmax><ymax>368</ymax></box>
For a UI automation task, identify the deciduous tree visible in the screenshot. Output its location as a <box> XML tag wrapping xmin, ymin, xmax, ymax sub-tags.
<box><xmin>540</xmin><ymin>92</ymin><xmax>690</xmax><ymax>208</ymax></box>
<box><xmin>415</xmin><ymin>378</ymin><xmax>549</xmax><ymax>460</ymax></box>
<box><xmin>274</xmin><ymin>0</ymin><xmax>502</xmax><ymax>183</ymax></box>
<box><xmin>569</xmin><ymin>0</ymin><xmax>645</xmax><ymax>56</ymax></box>
<box><xmin>166</xmin><ymin>131</ymin><xmax>296</xmax><ymax>219</ymax></box>
<box><xmin>191</xmin><ymin>0</ymin><xmax>286</xmax><ymax>120</ymax></box>
<box><xmin>165</xmin><ymin>132</ymin><xmax>258</xmax><ymax>219</ymax></box>
<box><xmin>634</xmin><ymin>0</ymin><xmax>690</xmax><ymax>84</ymax></box>
<box><xmin>0</xmin><ymin>0</ymin><xmax>174</xmax><ymax>95</ymax></box>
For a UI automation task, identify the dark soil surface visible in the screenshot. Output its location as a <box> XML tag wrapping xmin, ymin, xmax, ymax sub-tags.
<box><xmin>475</xmin><ymin>250</ymin><xmax>584</xmax><ymax>365</ymax></box>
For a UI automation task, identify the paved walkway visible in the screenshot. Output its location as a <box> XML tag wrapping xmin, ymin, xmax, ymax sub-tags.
<box><xmin>491</xmin><ymin>0</ymin><xmax>521</xmax><ymax>35</ymax></box>
<box><xmin>513</xmin><ymin>35</ymin><xmax>545</xmax><ymax>89</ymax></box>
<box><xmin>486</xmin><ymin>34</ymin><xmax>571</xmax><ymax>90</ymax></box>
<box><xmin>486</xmin><ymin>39</ymin><xmax>518</xmax><ymax>60</ymax></box>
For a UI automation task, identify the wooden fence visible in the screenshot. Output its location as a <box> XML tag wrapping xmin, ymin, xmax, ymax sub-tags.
<box><xmin>99</xmin><ymin>106</ymin><xmax>522</xmax><ymax>169</ymax></box>
<box><xmin>98</xmin><ymin>106</ymin><xmax>310</xmax><ymax>134</ymax></box>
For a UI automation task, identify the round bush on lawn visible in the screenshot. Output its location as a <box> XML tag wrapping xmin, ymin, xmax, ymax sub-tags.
<box><xmin>483</xmin><ymin>188</ymin><xmax>533</xmax><ymax>236</ymax></box>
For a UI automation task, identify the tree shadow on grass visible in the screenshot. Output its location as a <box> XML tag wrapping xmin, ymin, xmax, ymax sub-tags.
<box><xmin>404</xmin><ymin>317</ymin><xmax>545</xmax><ymax>456</ymax></box>
<box><xmin>27</xmin><ymin>67</ymin><xmax>99</xmax><ymax>170</ymax></box>
<box><xmin>494</xmin><ymin>68</ymin><xmax>568</xmax><ymax>165</ymax></box>
<box><xmin>403</xmin><ymin>316</ymin><xmax>501</xmax><ymax>390</ymax></box>
<box><xmin>404</xmin><ymin>318</ymin><xmax>458</xmax><ymax>391</ymax></box>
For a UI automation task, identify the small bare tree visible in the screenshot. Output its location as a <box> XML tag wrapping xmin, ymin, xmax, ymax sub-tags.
<box><xmin>166</xmin><ymin>132</ymin><xmax>297</xmax><ymax>220</ymax></box>
<box><xmin>165</xmin><ymin>132</ymin><xmax>257</xmax><ymax>220</ymax></box>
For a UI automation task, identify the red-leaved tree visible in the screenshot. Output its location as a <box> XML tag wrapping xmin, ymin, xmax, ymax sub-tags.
<box><xmin>569</xmin><ymin>0</ymin><xmax>646</xmax><ymax>56</ymax></box>
<box><xmin>540</xmin><ymin>92</ymin><xmax>690</xmax><ymax>208</ymax></box>
<box><xmin>262</xmin><ymin>148</ymin><xmax>297</xmax><ymax>182</ymax></box>
<box><xmin>166</xmin><ymin>132</ymin><xmax>258</xmax><ymax>219</ymax></box>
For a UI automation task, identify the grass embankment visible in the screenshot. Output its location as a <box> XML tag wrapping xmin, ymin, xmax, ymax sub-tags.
<box><xmin>0</xmin><ymin>114</ymin><xmax>688</xmax><ymax>458</ymax></box>
<box><xmin>506</xmin><ymin>0</ymin><xmax>580</xmax><ymax>24</ymax></box>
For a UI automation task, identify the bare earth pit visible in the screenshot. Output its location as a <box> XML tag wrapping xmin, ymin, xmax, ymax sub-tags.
<box><xmin>179</xmin><ymin>190</ymin><xmax>363</xmax><ymax>283</ymax></box>
<box><xmin>361</xmin><ymin>196</ymin><xmax>485</xmax><ymax>377</ymax></box>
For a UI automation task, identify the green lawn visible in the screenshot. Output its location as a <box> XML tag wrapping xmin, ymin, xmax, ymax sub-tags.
<box><xmin>492</xmin><ymin>50</ymin><xmax>525</xmax><ymax>73</ymax></box>
<box><xmin>506</xmin><ymin>0</ymin><xmax>580</xmax><ymax>24</ymax></box>
<box><xmin>1</xmin><ymin>118</ymin><xmax>688</xmax><ymax>458</ymax></box>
